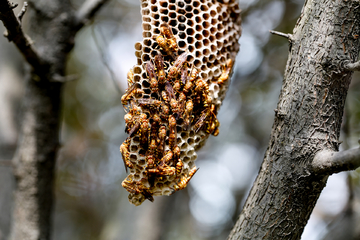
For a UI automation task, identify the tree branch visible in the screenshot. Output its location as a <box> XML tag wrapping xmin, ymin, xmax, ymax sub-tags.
<box><xmin>312</xmin><ymin>148</ymin><xmax>360</xmax><ymax>175</ymax></box>
<box><xmin>343</xmin><ymin>60</ymin><xmax>360</xmax><ymax>71</ymax></box>
<box><xmin>0</xmin><ymin>0</ymin><xmax>43</xmax><ymax>70</ymax></box>
<box><xmin>75</xmin><ymin>0</ymin><xmax>111</xmax><ymax>30</ymax></box>
<box><xmin>269</xmin><ymin>30</ymin><xmax>293</xmax><ymax>41</ymax></box>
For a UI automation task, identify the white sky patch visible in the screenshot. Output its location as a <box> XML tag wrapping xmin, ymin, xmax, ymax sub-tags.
<box><xmin>218</xmin><ymin>143</ymin><xmax>259</xmax><ymax>190</ymax></box>
<box><xmin>236</xmin><ymin>33</ymin><xmax>263</xmax><ymax>76</ymax></box>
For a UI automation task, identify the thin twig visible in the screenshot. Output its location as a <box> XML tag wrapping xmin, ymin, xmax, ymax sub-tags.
<box><xmin>91</xmin><ymin>25</ymin><xmax>123</xmax><ymax>94</ymax></box>
<box><xmin>269</xmin><ymin>30</ymin><xmax>293</xmax><ymax>40</ymax></box>
<box><xmin>0</xmin><ymin>0</ymin><xmax>43</xmax><ymax>71</ymax></box>
<box><xmin>17</xmin><ymin>2</ymin><xmax>28</xmax><ymax>22</ymax></box>
<box><xmin>75</xmin><ymin>0</ymin><xmax>111</xmax><ymax>30</ymax></box>
<box><xmin>312</xmin><ymin>148</ymin><xmax>360</xmax><ymax>175</ymax></box>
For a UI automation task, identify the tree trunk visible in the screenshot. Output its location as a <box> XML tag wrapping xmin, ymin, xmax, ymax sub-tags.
<box><xmin>228</xmin><ymin>0</ymin><xmax>360</xmax><ymax>239</ymax></box>
<box><xmin>0</xmin><ymin>0</ymin><xmax>109</xmax><ymax>239</ymax></box>
<box><xmin>10</xmin><ymin>75</ymin><xmax>62</xmax><ymax>240</ymax></box>
<box><xmin>9</xmin><ymin>1</ymin><xmax>75</xmax><ymax>238</ymax></box>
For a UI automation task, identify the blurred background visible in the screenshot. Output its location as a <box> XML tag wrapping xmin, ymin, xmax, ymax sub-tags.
<box><xmin>1</xmin><ymin>0</ymin><xmax>360</xmax><ymax>239</ymax></box>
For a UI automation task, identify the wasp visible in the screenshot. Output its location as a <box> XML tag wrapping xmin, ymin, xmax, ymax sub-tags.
<box><xmin>124</xmin><ymin>112</ymin><xmax>133</xmax><ymax>126</ymax></box>
<box><xmin>137</xmin><ymin>98</ymin><xmax>170</xmax><ymax>119</ymax></box>
<box><xmin>149</xmin><ymin>115</ymin><xmax>160</xmax><ymax>140</ymax></box>
<box><xmin>206</xmin><ymin>104</ymin><xmax>219</xmax><ymax>136</ymax></box>
<box><xmin>148</xmin><ymin>151</ymin><xmax>175</xmax><ymax>176</ymax></box>
<box><xmin>120</xmin><ymin>138</ymin><xmax>133</xmax><ymax>173</ymax></box>
<box><xmin>207</xmin><ymin>117</ymin><xmax>220</xmax><ymax>136</ymax></box>
<box><xmin>170</xmin><ymin>98</ymin><xmax>179</xmax><ymax>114</ymax></box>
<box><xmin>171</xmin><ymin>93</ymin><xmax>186</xmax><ymax>118</ymax></box>
<box><xmin>121</xmin><ymin>83</ymin><xmax>144</xmax><ymax>107</ymax></box>
<box><xmin>183</xmin><ymin>67</ymin><xmax>199</xmax><ymax>95</ymax></box>
<box><xmin>173</xmin><ymin>79</ymin><xmax>182</xmax><ymax>93</ymax></box>
<box><xmin>149</xmin><ymin>121</ymin><xmax>162</xmax><ymax>159</ymax></box>
<box><xmin>161</xmin><ymin>90</ymin><xmax>170</xmax><ymax>102</ymax></box>
<box><xmin>165</xmin><ymin>81</ymin><xmax>176</xmax><ymax>100</ymax></box>
<box><xmin>178</xmin><ymin>92</ymin><xmax>186</xmax><ymax>110</ymax></box>
<box><xmin>145</xmin><ymin>154</ymin><xmax>156</xmax><ymax>170</ymax></box>
<box><xmin>137</xmin><ymin>98</ymin><xmax>161</xmax><ymax>109</ymax></box>
<box><xmin>193</xmin><ymin>104</ymin><xmax>218</xmax><ymax>134</ymax></box>
<box><xmin>181</xmin><ymin>63</ymin><xmax>188</xmax><ymax>84</ymax></box>
<box><xmin>152</xmin><ymin>113</ymin><xmax>162</xmax><ymax>124</ymax></box>
<box><xmin>183</xmin><ymin>99</ymin><xmax>193</xmax><ymax>130</ymax></box>
<box><xmin>160</xmin><ymin>104</ymin><xmax>171</xmax><ymax>120</ymax></box>
<box><xmin>183</xmin><ymin>80</ymin><xmax>193</xmax><ymax>95</ymax></box>
<box><xmin>157</xmin><ymin>125</ymin><xmax>166</xmax><ymax>157</ymax></box>
<box><xmin>194</xmin><ymin>78</ymin><xmax>209</xmax><ymax>96</ymax></box>
<box><xmin>147</xmin><ymin>165</ymin><xmax>176</xmax><ymax>176</ymax></box>
<box><xmin>139</xmin><ymin>115</ymin><xmax>150</xmax><ymax>146</ymax></box>
<box><xmin>217</xmin><ymin>59</ymin><xmax>233</xmax><ymax>85</ymax></box>
<box><xmin>127</xmin><ymin>68</ymin><xmax>135</xmax><ymax>87</ymax></box>
<box><xmin>173</xmin><ymin>145</ymin><xmax>181</xmax><ymax>166</ymax></box>
<box><xmin>128</xmin><ymin>113</ymin><xmax>147</xmax><ymax>137</ymax></box>
<box><xmin>137</xmin><ymin>98</ymin><xmax>164</xmax><ymax>113</ymax></box>
<box><xmin>124</xmin><ymin>101</ymin><xmax>142</xmax><ymax>133</ymax></box>
<box><xmin>159</xmin><ymin>150</ymin><xmax>173</xmax><ymax>166</ymax></box>
<box><xmin>147</xmin><ymin>150</ymin><xmax>175</xmax><ymax>176</ymax></box>
<box><xmin>155</xmin><ymin>35</ymin><xmax>176</xmax><ymax>60</ymax></box>
<box><xmin>148</xmin><ymin>138</ymin><xmax>158</xmax><ymax>158</ymax></box>
<box><xmin>145</xmin><ymin>61</ymin><xmax>158</xmax><ymax>93</ymax></box>
<box><xmin>175</xmin><ymin>159</ymin><xmax>183</xmax><ymax>176</ymax></box>
<box><xmin>168</xmin><ymin>115</ymin><xmax>177</xmax><ymax>150</ymax></box>
<box><xmin>167</xmin><ymin>52</ymin><xmax>188</xmax><ymax>80</ymax></box>
<box><xmin>122</xmin><ymin>176</ymin><xmax>154</xmax><ymax>202</ymax></box>
<box><xmin>160</xmin><ymin>23</ymin><xmax>178</xmax><ymax>52</ymax></box>
<box><xmin>154</xmin><ymin>53</ymin><xmax>166</xmax><ymax>85</ymax></box>
<box><xmin>173</xmin><ymin>145</ymin><xmax>180</xmax><ymax>159</ymax></box>
<box><xmin>189</xmin><ymin>67</ymin><xmax>199</xmax><ymax>82</ymax></box>
<box><xmin>172</xmin><ymin>166</ymin><xmax>198</xmax><ymax>192</ymax></box>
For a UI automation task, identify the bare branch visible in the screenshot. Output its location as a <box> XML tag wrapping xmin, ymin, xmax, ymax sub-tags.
<box><xmin>312</xmin><ymin>148</ymin><xmax>360</xmax><ymax>175</ymax></box>
<box><xmin>343</xmin><ymin>60</ymin><xmax>360</xmax><ymax>71</ymax></box>
<box><xmin>91</xmin><ymin>25</ymin><xmax>123</xmax><ymax>94</ymax></box>
<box><xmin>0</xmin><ymin>0</ymin><xmax>43</xmax><ymax>70</ymax></box>
<box><xmin>75</xmin><ymin>0</ymin><xmax>111</xmax><ymax>30</ymax></box>
<box><xmin>269</xmin><ymin>30</ymin><xmax>293</xmax><ymax>40</ymax></box>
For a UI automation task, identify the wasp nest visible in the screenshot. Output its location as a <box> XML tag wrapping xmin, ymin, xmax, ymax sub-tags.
<box><xmin>121</xmin><ymin>0</ymin><xmax>241</xmax><ymax>205</ymax></box>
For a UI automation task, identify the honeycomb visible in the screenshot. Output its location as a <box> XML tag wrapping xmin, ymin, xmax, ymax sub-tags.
<box><xmin>121</xmin><ymin>0</ymin><xmax>241</xmax><ymax>206</ymax></box>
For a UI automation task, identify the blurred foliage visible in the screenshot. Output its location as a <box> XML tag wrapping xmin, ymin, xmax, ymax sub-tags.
<box><xmin>1</xmin><ymin>0</ymin><xmax>360</xmax><ymax>240</ymax></box>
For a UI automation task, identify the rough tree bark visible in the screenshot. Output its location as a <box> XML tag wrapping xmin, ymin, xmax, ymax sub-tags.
<box><xmin>0</xmin><ymin>0</ymin><xmax>110</xmax><ymax>239</ymax></box>
<box><xmin>228</xmin><ymin>0</ymin><xmax>360</xmax><ymax>239</ymax></box>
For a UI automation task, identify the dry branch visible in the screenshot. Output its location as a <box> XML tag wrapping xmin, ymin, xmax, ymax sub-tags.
<box><xmin>0</xmin><ymin>0</ymin><xmax>43</xmax><ymax>71</ymax></box>
<box><xmin>312</xmin><ymin>148</ymin><xmax>360</xmax><ymax>174</ymax></box>
<box><xmin>344</xmin><ymin>60</ymin><xmax>360</xmax><ymax>71</ymax></box>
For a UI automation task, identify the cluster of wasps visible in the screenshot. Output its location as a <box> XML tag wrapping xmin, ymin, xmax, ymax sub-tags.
<box><xmin>120</xmin><ymin>23</ymin><xmax>233</xmax><ymax>203</ymax></box>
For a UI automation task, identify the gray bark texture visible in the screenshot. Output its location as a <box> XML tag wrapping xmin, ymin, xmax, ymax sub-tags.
<box><xmin>228</xmin><ymin>0</ymin><xmax>360</xmax><ymax>239</ymax></box>
<box><xmin>0</xmin><ymin>0</ymin><xmax>109</xmax><ymax>239</ymax></box>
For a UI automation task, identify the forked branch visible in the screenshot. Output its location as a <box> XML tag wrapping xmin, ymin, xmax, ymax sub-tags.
<box><xmin>0</xmin><ymin>0</ymin><xmax>42</xmax><ymax>70</ymax></box>
<box><xmin>312</xmin><ymin>148</ymin><xmax>360</xmax><ymax>175</ymax></box>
